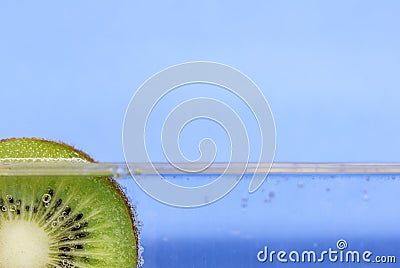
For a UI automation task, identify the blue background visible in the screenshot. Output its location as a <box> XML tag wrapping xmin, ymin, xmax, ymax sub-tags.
<box><xmin>1</xmin><ymin>2</ymin><xmax>400</xmax><ymax>267</ymax></box>
<box><xmin>1</xmin><ymin>0</ymin><xmax>399</xmax><ymax>162</ymax></box>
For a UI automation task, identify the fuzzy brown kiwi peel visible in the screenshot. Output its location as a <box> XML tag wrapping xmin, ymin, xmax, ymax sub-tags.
<box><xmin>0</xmin><ymin>138</ymin><xmax>139</xmax><ymax>268</ymax></box>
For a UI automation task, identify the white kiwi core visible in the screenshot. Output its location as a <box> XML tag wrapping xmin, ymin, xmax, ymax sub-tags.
<box><xmin>0</xmin><ymin>220</ymin><xmax>50</xmax><ymax>268</ymax></box>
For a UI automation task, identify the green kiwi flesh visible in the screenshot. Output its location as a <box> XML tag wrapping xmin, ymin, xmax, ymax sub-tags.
<box><xmin>0</xmin><ymin>138</ymin><xmax>138</xmax><ymax>268</ymax></box>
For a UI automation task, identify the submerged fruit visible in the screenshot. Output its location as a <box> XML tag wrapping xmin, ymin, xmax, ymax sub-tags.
<box><xmin>0</xmin><ymin>138</ymin><xmax>139</xmax><ymax>268</ymax></box>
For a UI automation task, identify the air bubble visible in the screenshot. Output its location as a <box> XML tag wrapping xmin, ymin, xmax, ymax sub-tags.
<box><xmin>61</xmin><ymin>211</ymin><xmax>69</xmax><ymax>218</ymax></box>
<box><xmin>52</xmin><ymin>221</ymin><xmax>58</xmax><ymax>228</ymax></box>
<box><xmin>1</xmin><ymin>206</ymin><xmax>7</xmax><ymax>212</ymax></box>
<box><xmin>6</xmin><ymin>195</ymin><xmax>13</xmax><ymax>202</ymax></box>
<box><xmin>241</xmin><ymin>197</ymin><xmax>248</xmax><ymax>208</ymax></box>
<box><xmin>139</xmin><ymin>245</ymin><xmax>144</xmax><ymax>254</ymax></box>
<box><xmin>362</xmin><ymin>189</ymin><xmax>369</xmax><ymax>201</ymax></box>
<box><xmin>42</xmin><ymin>193</ymin><xmax>52</xmax><ymax>203</ymax></box>
<box><xmin>10</xmin><ymin>205</ymin><xmax>16</xmax><ymax>212</ymax></box>
<box><xmin>15</xmin><ymin>200</ymin><xmax>21</xmax><ymax>206</ymax></box>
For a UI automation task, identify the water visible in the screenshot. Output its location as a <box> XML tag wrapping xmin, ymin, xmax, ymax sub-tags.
<box><xmin>120</xmin><ymin>173</ymin><xmax>400</xmax><ymax>268</ymax></box>
<box><xmin>1</xmin><ymin>163</ymin><xmax>399</xmax><ymax>267</ymax></box>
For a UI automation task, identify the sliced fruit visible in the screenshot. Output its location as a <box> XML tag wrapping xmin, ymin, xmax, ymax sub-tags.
<box><xmin>0</xmin><ymin>138</ymin><xmax>139</xmax><ymax>268</ymax></box>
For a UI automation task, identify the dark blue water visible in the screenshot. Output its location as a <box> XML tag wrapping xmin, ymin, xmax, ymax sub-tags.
<box><xmin>143</xmin><ymin>238</ymin><xmax>398</xmax><ymax>267</ymax></box>
<box><xmin>120</xmin><ymin>174</ymin><xmax>400</xmax><ymax>267</ymax></box>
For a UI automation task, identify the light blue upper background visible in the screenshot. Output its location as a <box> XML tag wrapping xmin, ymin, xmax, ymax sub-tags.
<box><xmin>1</xmin><ymin>1</ymin><xmax>399</xmax><ymax>163</ymax></box>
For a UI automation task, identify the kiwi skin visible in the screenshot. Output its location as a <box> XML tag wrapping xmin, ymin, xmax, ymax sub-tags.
<box><xmin>0</xmin><ymin>137</ymin><xmax>94</xmax><ymax>160</ymax></box>
<box><xmin>0</xmin><ymin>137</ymin><xmax>139</xmax><ymax>267</ymax></box>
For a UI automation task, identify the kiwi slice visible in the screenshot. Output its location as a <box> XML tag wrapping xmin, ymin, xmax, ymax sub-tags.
<box><xmin>0</xmin><ymin>138</ymin><xmax>139</xmax><ymax>268</ymax></box>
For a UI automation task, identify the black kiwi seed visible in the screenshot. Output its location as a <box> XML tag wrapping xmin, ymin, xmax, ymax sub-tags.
<box><xmin>59</xmin><ymin>246</ymin><xmax>71</xmax><ymax>252</ymax></box>
<box><xmin>64</xmin><ymin>206</ymin><xmax>71</xmax><ymax>216</ymax></box>
<box><xmin>74</xmin><ymin>213</ymin><xmax>83</xmax><ymax>221</ymax></box>
<box><xmin>7</xmin><ymin>195</ymin><xmax>13</xmax><ymax>203</ymax></box>
<box><xmin>45</xmin><ymin>198</ymin><xmax>63</xmax><ymax>220</ymax></box>
<box><xmin>71</xmin><ymin>222</ymin><xmax>88</xmax><ymax>231</ymax></box>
